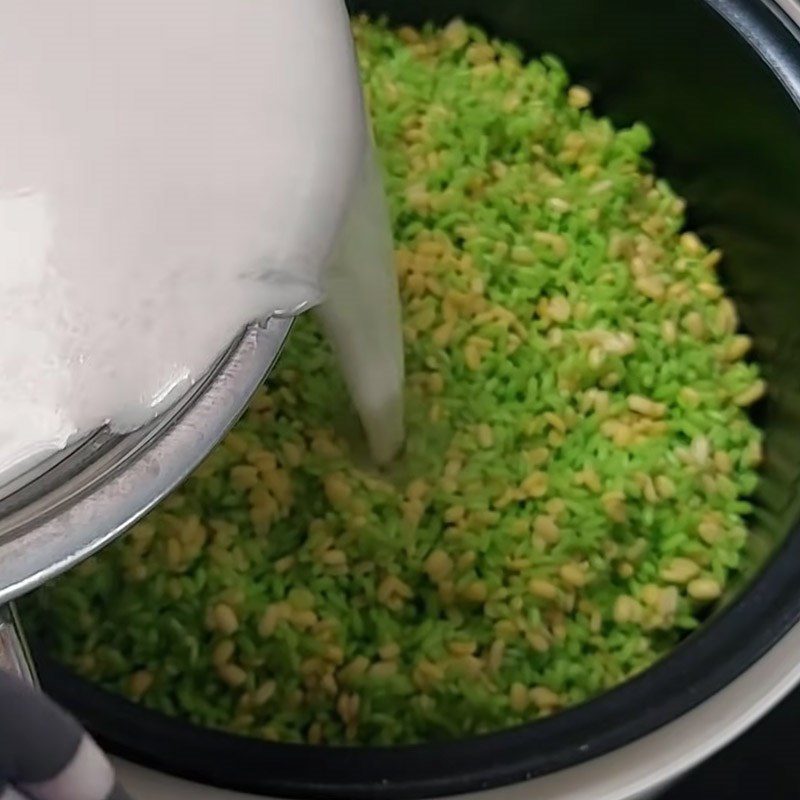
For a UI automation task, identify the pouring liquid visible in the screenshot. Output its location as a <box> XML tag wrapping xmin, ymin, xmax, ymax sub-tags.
<box><xmin>318</xmin><ymin>144</ymin><xmax>406</xmax><ymax>465</ymax></box>
<box><xmin>0</xmin><ymin>0</ymin><xmax>404</xmax><ymax>481</ymax></box>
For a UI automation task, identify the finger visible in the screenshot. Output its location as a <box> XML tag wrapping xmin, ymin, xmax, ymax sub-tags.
<box><xmin>1</xmin><ymin>785</ymin><xmax>30</xmax><ymax>800</ymax></box>
<box><xmin>0</xmin><ymin>671</ymin><xmax>130</xmax><ymax>799</ymax></box>
<box><xmin>18</xmin><ymin>734</ymin><xmax>119</xmax><ymax>800</ymax></box>
<box><xmin>0</xmin><ymin>671</ymin><xmax>82</xmax><ymax>786</ymax></box>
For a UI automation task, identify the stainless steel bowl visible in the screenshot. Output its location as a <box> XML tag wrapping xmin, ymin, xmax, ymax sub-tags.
<box><xmin>0</xmin><ymin>316</ymin><xmax>292</xmax><ymax>606</ymax></box>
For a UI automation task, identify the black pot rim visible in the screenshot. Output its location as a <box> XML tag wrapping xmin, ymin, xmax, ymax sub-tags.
<box><xmin>33</xmin><ymin>1</ymin><xmax>800</xmax><ymax>798</ymax></box>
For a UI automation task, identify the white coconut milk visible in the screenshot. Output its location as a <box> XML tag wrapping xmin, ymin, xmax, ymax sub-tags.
<box><xmin>0</xmin><ymin>0</ymin><xmax>404</xmax><ymax>481</ymax></box>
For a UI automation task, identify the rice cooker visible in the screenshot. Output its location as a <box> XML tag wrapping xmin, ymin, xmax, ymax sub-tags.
<box><xmin>31</xmin><ymin>0</ymin><xmax>800</xmax><ymax>798</ymax></box>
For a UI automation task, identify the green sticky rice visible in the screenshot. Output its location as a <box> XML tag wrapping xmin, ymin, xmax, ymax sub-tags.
<box><xmin>24</xmin><ymin>18</ymin><xmax>764</xmax><ymax>746</ymax></box>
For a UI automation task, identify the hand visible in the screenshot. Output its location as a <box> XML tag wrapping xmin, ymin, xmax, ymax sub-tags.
<box><xmin>0</xmin><ymin>669</ymin><xmax>131</xmax><ymax>800</ymax></box>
